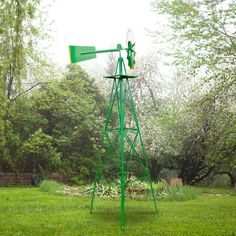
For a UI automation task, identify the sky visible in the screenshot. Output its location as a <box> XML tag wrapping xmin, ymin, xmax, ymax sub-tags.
<box><xmin>45</xmin><ymin>0</ymin><xmax>158</xmax><ymax>67</ymax></box>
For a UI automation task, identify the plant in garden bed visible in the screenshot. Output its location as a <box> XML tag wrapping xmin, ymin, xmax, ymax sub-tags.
<box><xmin>87</xmin><ymin>180</ymin><xmax>199</xmax><ymax>201</ymax></box>
<box><xmin>39</xmin><ymin>179</ymin><xmax>199</xmax><ymax>201</ymax></box>
<box><xmin>87</xmin><ymin>179</ymin><xmax>199</xmax><ymax>201</ymax></box>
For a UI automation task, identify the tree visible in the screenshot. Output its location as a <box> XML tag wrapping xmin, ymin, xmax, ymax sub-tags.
<box><xmin>0</xmin><ymin>0</ymin><xmax>49</xmax><ymax>172</ymax></box>
<box><xmin>151</xmin><ymin>0</ymin><xmax>236</xmax><ymax>110</ymax></box>
<box><xmin>152</xmin><ymin>0</ymin><xmax>236</xmax><ymax>185</ymax></box>
<box><xmin>127</xmin><ymin>54</ymin><xmax>180</xmax><ymax>181</ymax></box>
<box><xmin>0</xmin><ymin>0</ymin><xmax>46</xmax><ymax>100</ymax></box>
<box><xmin>152</xmin><ymin>0</ymin><xmax>236</xmax><ymax>85</ymax></box>
<box><xmin>31</xmin><ymin>65</ymin><xmax>106</xmax><ymax>178</ymax></box>
<box><xmin>203</xmin><ymin>94</ymin><xmax>236</xmax><ymax>186</ymax></box>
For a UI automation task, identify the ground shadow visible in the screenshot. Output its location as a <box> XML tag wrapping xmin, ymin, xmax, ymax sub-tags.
<box><xmin>91</xmin><ymin>204</ymin><xmax>159</xmax><ymax>226</ymax></box>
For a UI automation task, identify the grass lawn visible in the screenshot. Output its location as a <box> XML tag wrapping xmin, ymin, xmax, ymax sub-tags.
<box><xmin>0</xmin><ymin>187</ymin><xmax>235</xmax><ymax>236</ymax></box>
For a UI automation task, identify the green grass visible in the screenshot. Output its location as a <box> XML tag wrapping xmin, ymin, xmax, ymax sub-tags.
<box><xmin>195</xmin><ymin>186</ymin><xmax>236</xmax><ymax>195</ymax></box>
<box><xmin>39</xmin><ymin>180</ymin><xmax>64</xmax><ymax>194</ymax></box>
<box><xmin>165</xmin><ymin>185</ymin><xmax>199</xmax><ymax>201</ymax></box>
<box><xmin>0</xmin><ymin>187</ymin><xmax>235</xmax><ymax>235</ymax></box>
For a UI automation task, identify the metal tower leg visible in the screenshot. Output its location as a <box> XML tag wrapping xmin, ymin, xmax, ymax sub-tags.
<box><xmin>118</xmin><ymin>58</ymin><xmax>125</xmax><ymax>230</ymax></box>
<box><xmin>90</xmin><ymin>79</ymin><xmax>118</xmax><ymax>214</ymax></box>
<box><xmin>127</xmin><ymin>80</ymin><xmax>158</xmax><ymax>214</ymax></box>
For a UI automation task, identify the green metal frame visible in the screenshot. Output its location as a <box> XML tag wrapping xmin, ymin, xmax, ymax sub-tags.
<box><xmin>89</xmin><ymin>54</ymin><xmax>158</xmax><ymax>230</ymax></box>
<box><xmin>69</xmin><ymin>42</ymin><xmax>158</xmax><ymax>230</ymax></box>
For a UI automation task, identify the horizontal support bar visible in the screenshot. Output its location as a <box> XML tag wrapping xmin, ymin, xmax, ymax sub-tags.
<box><xmin>106</xmin><ymin>128</ymin><xmax>138</xmax><ymax>132</ymax></box>
<box><xmin>81</xmin><ymin>48</ymin><xmax>121</xmax><ymax>55</ymax></box>
<box><xmin>124</xmin><ymin>128</ymin><xmax>138</xmax><ymax>132</ymax></box>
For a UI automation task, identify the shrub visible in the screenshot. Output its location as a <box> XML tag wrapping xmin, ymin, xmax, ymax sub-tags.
<box><xmin>211</xmin><ymin>174</ymin><xmax>231</xmax><ymax>188</ymax></box>
<box><xmin>20</xmin><ymin>129</ymin><xmax>61</xmax><ymax>172</ymax></box>
<box><xmin>39</xmin><ymin>180</ymin><xmax>64</xmax><ymax>194</ymax></box>
<box><xmin>70</xmin><ymin>176</ymin><xmax>87</xmax><ymax>186</ymax></box>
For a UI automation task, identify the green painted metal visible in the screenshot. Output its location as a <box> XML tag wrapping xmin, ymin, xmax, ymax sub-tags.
<box><xmin>126</xmin><ymin>41</ymin><xmax>136</xmax><ymax>69</ymax></box>
<box><xmin>118</xmin><ymin>57</ymin><xmax>125</xmax><ymax>230</ymax></box>
<box><xmin>69</xmin><ymin>42</ymin><xmax>158</xmax><ymax>230</ymax></box>
<box><xmin>69</xmin><ymin>42</ymin><xmax>135</xmax><ymax>70</ymax></box>
<box><xmin>69</xmin><ymin>46</ymin><xmax>96</xmax><ymax>63</ymax></box>
<box><xmin>81</xmin><ymin>44</ymin><xmax>122</xmax><ymax>55</ymax></box>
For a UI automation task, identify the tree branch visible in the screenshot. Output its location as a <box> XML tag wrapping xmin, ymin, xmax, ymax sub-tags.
<box><xmin>10</xmin><ymin>82</ymin><xmax>47</xmax><ymax>102</ymax></box>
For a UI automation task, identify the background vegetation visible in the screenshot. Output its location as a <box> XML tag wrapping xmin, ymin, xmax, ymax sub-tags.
<box><xmin>0</xmin><ymin>0</ymin><xmax>235</xmax><ymax>188</ymax></box>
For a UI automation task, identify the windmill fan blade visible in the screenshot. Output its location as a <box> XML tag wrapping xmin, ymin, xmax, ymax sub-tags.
<box><xmin>127</xmin><ymin>41</ymin><xmax>136</xmax><ymax>69</ymax></box>
<box><xmin>126</xmin><ymin>29</ymin><xmax>134</xmax><ymax>44</ymax></box>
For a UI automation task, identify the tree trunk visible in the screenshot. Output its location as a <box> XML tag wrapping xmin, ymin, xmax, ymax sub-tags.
<box><xmin>229</xmin><ymin>174</ymin><xmax>236</xmax><ymax>188</ymax></box>
<box><xmin>149</xmin><ymin>159</ymin><xmax>160</xmax><ymax>181</ymax></box>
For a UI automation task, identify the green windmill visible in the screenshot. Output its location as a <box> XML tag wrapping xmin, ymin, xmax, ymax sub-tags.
<box><xmin>69</xmin><ymin>42</ymin><xmax>158</xmax><ymax>230</ymax></box>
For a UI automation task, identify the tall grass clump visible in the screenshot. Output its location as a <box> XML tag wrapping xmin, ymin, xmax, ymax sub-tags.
<box><xmin>39</xmin><ymin>180</ymin><xmax>64</xmax><ymax>194</ymax></box>
<box><xmin>165</xmin><ymin>185</ymin><xmax>199</xmax><ymax>201</ymax></box>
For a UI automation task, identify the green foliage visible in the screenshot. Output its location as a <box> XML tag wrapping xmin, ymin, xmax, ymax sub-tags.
<box><xmin>210</xmin><ymin>174</ymin><xmax>231</xmax><ymax>188</ymax></box>
<box><xmin>150</xmin><ymin>0</ymin><xmax>236</xmax><ymax>185</ymax></box>
<box><xmin>86</xmin><ymin>179</ymin><xmax>198</xmax><ymax>201</ymax></box>
<box><xmin>92</xmin><ymin>180</ymin><xmax>120</xmax><ymax>198</ymax></box>
<box><xmin>0</xmin><ymin>62</ymin><xmax>106</xmax><ymax>177</ymax></box>
<box><xmin>0</xmin><ymin>0</ymin><xmax>52</xmax><ymax>173</ymax></box>
<box><xmin>31</xmin><ymin>65</ymin><xmax>105</xmax><ymax>177</ymax></box>
<box><xmin>152</xmin><ymin>0</ymin><xmax>236</xmax><ymax>84</ymax></box>
<box><xmin>20</xmin><ymin>128</ymin><xmax>61</xmax><ymax>171</ymax></box>
<box><xmin>0</xmin><ymin>0</ymin><xmax>47</xmax><ymax>99</ymax></box>
<box><xmin>70</xmin><ymin>176</ymin><xmax>86</xmax><ymax>186</ymax></box>
<box><xmin>39</xmin><ymin>180</ymin><xmax>64</xmax><ymax>194</ymax></box>
<box><xmin>155</xmin><ymin>181</ymin><xmax>169</xmax><ymax>199</ymax></box>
